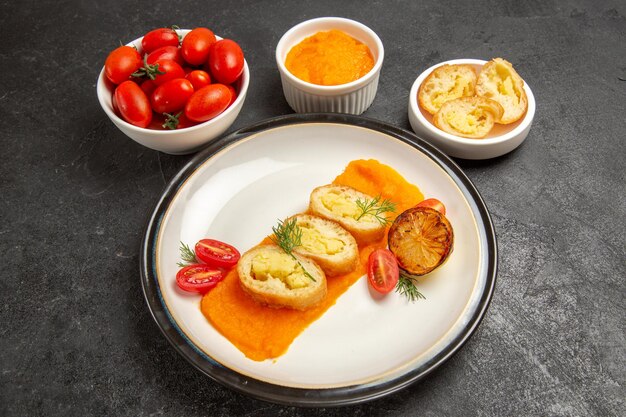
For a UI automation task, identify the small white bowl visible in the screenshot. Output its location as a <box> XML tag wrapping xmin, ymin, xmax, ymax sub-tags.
<box><xmin>408</xmin><ymin>58</ymin><xmax>535</xmax><ymax>160</ymax></box>
<box><xmin>97</xmin><ymin>29</ymin><xmax>249</xmax><ymax>155</ymax></box>
<box><xmin>275</xmin><ymin>17</ymin><xmax>384</xmax><ymax>115</ymax></box>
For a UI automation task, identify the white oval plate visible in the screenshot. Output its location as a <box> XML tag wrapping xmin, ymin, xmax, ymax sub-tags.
<box><xmin>141</xmin><ymin>114</ymin><xmax>497</xmax><ymax>406</ymax></box>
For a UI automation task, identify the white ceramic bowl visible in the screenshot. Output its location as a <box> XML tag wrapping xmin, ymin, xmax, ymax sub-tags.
<box><xmin>275</xmin><ymin>17</ymin><xmax>384</xmax><ymax>115</ymax></box>
<box><xmin>408</xmin><ymin>58</ymin><xmax>535</xmax><ymax>160</ymax></box>
<box><xmin>97</xmin><ymin>29</ymin><xmax>249</xmax><ymax>155</ymax></box>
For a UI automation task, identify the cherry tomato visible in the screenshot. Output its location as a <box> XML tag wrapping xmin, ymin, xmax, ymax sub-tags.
<box><xmin>104</xmin><ymin>45</ymin><xmax>142</xmax><ymax>85</ymax></box>
<box><xmin>367</xmin><ymin>249</ymin><xmax>399</xmax><ymax>294</ymax></box>
<box><xmin>185</xmin><ymin>84</ymin><xmax>232</xmax><ymax>122</ymax></box>
<box><xmin>417</xmin><ymin>198</ymin><xmax>446</xmax><ymax>215</ymax></box>
<box><xmin>162</xmin><ymin>111</ymin><xmax>198</xmax><ymax>130</ymax></box>
<box><xmin>181</xmin><ymin>27</ymin><xmax>216</xmax><ymax>66</ymax></box>
<box><xmin>111</xmin><ymin>92</ymin><xmax>119</xmax><ymax>115</ymax></box>
<box><xmin>225</xmin><ymin>84</ymin><xmax>237</xmax><ymax>106</ymax></box>
<box><xmin>176</xmin><ymin>264</ymin><xmax>224</xmax><ymax>294</ymax></box>
<box><xmin>174</xmin><ymin>112</ymin><xmax>198</xmax><ymax>129</ymax></box>
<box><xmin>152</xmin><ymin>59</ymin><xmax>185</xmax><ymax>85</ymax></box>
<box><xmin>148</xmin><ymin>113</ymin><xmax>167</xmax><ymax>130</ymax></box>
<box><xmin>185</xmin><ymin>70</ymin><xmax>211</xmax><ymax>90</ymax></box>
<box><xmin>141</xmin><ymin>27</ymin><xmax>179</xmax><ymax>54</ymax></box>
<box><xmin>114</xmin><ymin>81</ymin><xmax>152</xmax><ymax>128</ymax></box>
<box><xmin>146</xmin><ymin>45</ymin><xmax>184</xmax><ymax>66</ymax></box>
<box><xmin>150</xmin><ymin>78</ymin><xmax>194</xmax><ymax>114</ymax></box>
<box><xmin>195</xmin><ymin>239</ymin><xmax>241</xmax><ymax>268</ymax></box>
<box><xmin>140</xmin><ymin>79</ymin><xmax>157</xmax><ymax>96</ymax></box>
<box><xmin>207</xmin><ymin>39</ymin><xmax>244</xmax><ymax>84</ymax></box>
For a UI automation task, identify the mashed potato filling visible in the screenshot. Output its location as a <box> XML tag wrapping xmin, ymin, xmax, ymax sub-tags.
<box><xmin>432</xmin><ymin>75</ymin><xmax>474</xmax><ymax>109</ymax></box>
<box><xmin>251</xmin><ymin>251</ymin><xmax>310</xmax><ymax>289</ymax></box>
<box><xmin>300</xmin><ymin>225</ymin><xmax>345</xmax><ymax>255</ymax></box>
<box><xmin>320</xmin><ymin>191</ymin><xmax>378</xmax><ymax>224</ymax></box>
<box><xmin>445</xmin><ymin>108</ymin><xmax>487</xmax><ymax>135</ymax></box>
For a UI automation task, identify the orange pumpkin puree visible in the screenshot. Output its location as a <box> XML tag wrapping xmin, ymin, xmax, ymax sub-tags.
<box><xmin>201</xmin><ymin>159</ymin><xmax>424</xmax><ymax>361</ymax></box>
<box><xmin>285</xmin><ymin>29</ymin><xmax>375</xmax><ymax>86</ymax></box>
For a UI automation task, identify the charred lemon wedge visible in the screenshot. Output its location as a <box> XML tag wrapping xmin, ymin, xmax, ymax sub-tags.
<box><xmin>388</xmin><ymin>206</ymin><xmax>454</xmax><ymax>276</ymax></box>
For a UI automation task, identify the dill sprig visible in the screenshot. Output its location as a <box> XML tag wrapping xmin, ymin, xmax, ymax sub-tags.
<box><xmin>396</xmin><ymin>274</ymin><xmax>426</xmax><ymax>302</ymax></box>
<box><xmin>270</xmin><ymin>218</ymin><xmax>316</xmax><ymax>282</ymax></box>
<box><xmin>177</xmin><ymin>241</ymin><xmax>198</xmax><ymax>267</ymax></box>
<box><xmin>355</xmin><ymin>195</ymin><xmax>397</xmax><ymax>226</ymax></box>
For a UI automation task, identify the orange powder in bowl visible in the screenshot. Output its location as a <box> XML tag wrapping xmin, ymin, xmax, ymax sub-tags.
<box><xmin>285</xmin><ymin>29</ymin><xmax>375</xmax><ymax>86</ymax></box>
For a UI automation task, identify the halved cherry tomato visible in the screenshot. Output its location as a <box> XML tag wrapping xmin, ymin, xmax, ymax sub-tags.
<box><xmin>185</xmin><ymin>84</ymin><xmax>232</xmax><ymax>122</ymax></box>
<box><xmin>152</xmin><ymin>59</ymin><xmax>185</xmax><ymax>85</ymax></box>
<box><xmin>207</xmin><ymin>39</ymin><xmax>244</xmax><ymax>84</ymax></box>
<box><xmin>185</xmin><ymin>70</ymin><xmax>211</xmax><ymax>90</ymax></box>
<box><xmin>195</xmin><ymin>239</ymin><xmax>241</xmax><ymax>268</ymax></box>
<box><xmin>176</xmin><ymin>264</ymin><xmax>224</xmax><ymax>294</ymax></box>
<box><xmin>141</xmin><ymin>27</ymin><xmax>179</xmax><ymax>54</ymax></box>
<box><xmin>150</xmin><ymin>78</ymin><xmax>194</xmax><ymax>114</ymax></box>
<box><xmin>104</xmin><ymin>45</ymin><xmax>142</xmax><ymax>85</ymax></box>
<box><xmin>147</xmin><ymin>45</ymin><xmax>184</xmax><ymax>66</ymax></box>
<box><xmin>181</xmin><ymin>27</ymin><xmax>216</xmax><ymax>66</ymax></box>
<box><xmin>114</xmin><ymin>81</ymin><xmax>152</xmax><ymax>128</ymax></box>
<box><xmin>416</xmin><ymin>198</ymin><xmax>446</xmax><ymax>215</ymax></box>
<box><xmin>367</xmin><ymin>248</ymin><xmax>399</xmax><ymax>294</ymax></box>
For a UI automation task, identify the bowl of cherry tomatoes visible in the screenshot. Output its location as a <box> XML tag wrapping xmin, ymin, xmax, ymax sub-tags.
<box><xmin>97</xmin><ymin>27</ymin><xmax>249</xmax><ymax>155</ymax></box>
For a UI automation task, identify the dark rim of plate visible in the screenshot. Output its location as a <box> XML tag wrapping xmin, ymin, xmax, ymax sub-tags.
<box><xmin>140</xmin><ymin>113</ymin><xmax>498</xmax><ymax>407</ymax></box>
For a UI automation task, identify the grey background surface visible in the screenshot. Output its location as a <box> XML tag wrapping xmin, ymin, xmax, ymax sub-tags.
<box><xmin>1</xmin><ymin>0</ymin><xmax>624</xmax><ymax>415</ymax></box>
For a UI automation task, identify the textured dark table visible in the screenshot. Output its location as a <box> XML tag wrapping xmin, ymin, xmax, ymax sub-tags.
<box><xmin>1</xmin><ymin>0</ymin><xmax>624</xmax><ymax>415</ymax></box>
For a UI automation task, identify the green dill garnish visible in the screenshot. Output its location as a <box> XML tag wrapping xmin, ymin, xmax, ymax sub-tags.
<box><xmin>131</xmin><ymin>53</ymin><xmax>166</xmax><ymax>80</ymax></box>
<box><xmin>355</xmin><ymin>195</ymin><xmax>397</xmax><ymax>226</ymax></box>
<box><xmin>177</xmin><ymin>241</ymin><xmax>198</xmax><ymax>267</ymax></box>
<box><xmin>396</xmin><ymin>274</ymin><xmax>426</xmax><ymax>302</ymax></box>
<box><xmin>270</xmin><ymin>218</ymin><xmax>316</xmax><ymax>282</ymax></box>
<box><xmin>170</xmin><ymin>25</ymin><xmax>182</xmax><ymax>42</ymax></box>
<box><xmin>162</xmin><ymin>112</ymin><xmax>182</xmax><ymax>130</ymax></box>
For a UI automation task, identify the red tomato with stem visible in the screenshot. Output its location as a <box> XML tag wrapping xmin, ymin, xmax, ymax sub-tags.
<box><xmin>146</xmin><ymin>45</ymin><xmax>184</xmax><ymax>66</ymax></box>
<box><xmin>416</xmin><ymin>198</ymin><xmax>446</xmax><ymax>215</ymax></box>
<box><xmin>151</xmin><ymin>78</ymin><xmax>194</xmax><ymax>114</ymax></box>
<box><xmin>114</xmin><ymin>81</ymin><xmax>152</xmax><ymax>128</ymax></box>
<box><xmin>162</xmin><ymin>112</ymin><xmax>198</xmax><ymax>130</ymax></box>
<box><xmin>185</xmin><ymin>70</ymin><xmax>212</xmax><ymax>90</ymax></box>
<box><xmin>181</xmin><ymin>27</ymin><xmax>216</xmax><ymax>66</ymax></box>
<box><xmin>207</xmin><ymin>39</ymin><xmax>244</xmax><ymax>84</ymax></box>
<box><xmin>176</xmin><ymin>264</ymin><xmax>224</xmax><ymax>294</ymax></box>
<box><xmin>195</xmin><ymin>239</ymin><xmax>241</xmax><ymax>268</ymax></box>
<box><xmin>176</xmin><ymin>113</ymin><xmax>197</xmax><ymax>129</ymax></box>
<box><xmin>104</xmin><ymin>45</ymin><xmax>142</xmax><ymax>85</ymax></box>
<box><xmin>185</xmin><ymin>84</ymin><xmax>232</xmax><ymax>122</ymax></box>
<box><xmin>141</xmin><ymin>27</ymin><xmax>179</xmax><ymax>54</ymax></box>
<box><xmin>367</xmin><ymin>249</ymin><xmax>400</xmax><ymax>294</ymax></box>
<box><xmin>152</xmin><ymin>59</ymin><xmax>185</xmax><ymax>85</ymax></box>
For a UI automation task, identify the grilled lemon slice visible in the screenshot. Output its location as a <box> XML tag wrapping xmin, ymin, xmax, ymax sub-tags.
<box><xmin>388</xmin><ymin>206</ymin><xmax>454</xmax><ymax>276</ymax></box>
